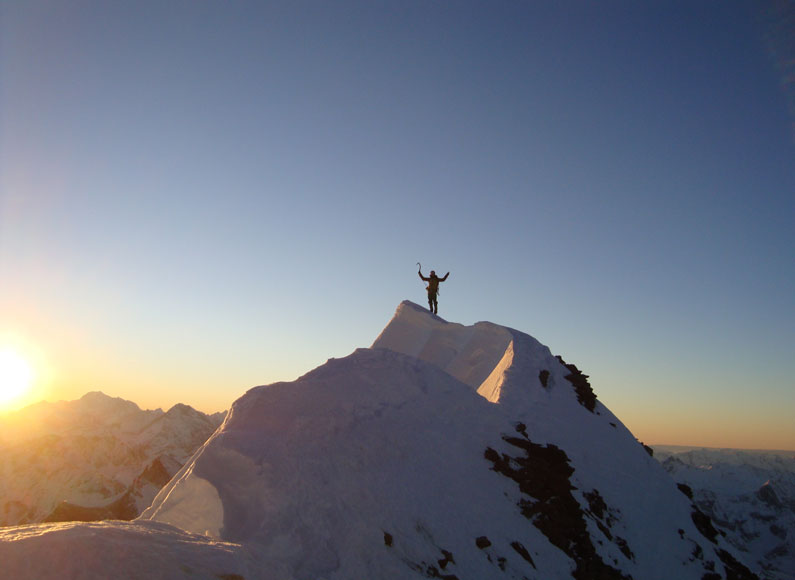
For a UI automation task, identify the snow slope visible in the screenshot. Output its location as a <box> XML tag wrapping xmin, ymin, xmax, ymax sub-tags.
<box><xmin>0</xmin><ymin>392</ymin><xmax>224</xmax><ymax>526</ymax></box>
<box><xmin>0</xmin><ymin>301</ymin><xmax>760</xmax><ymax>579</ymax></box>
<box><xmin>655</xmin><ymin>446</ymin><xmax>795</xmax><ymax>580</ymax></box>
<box><xmin>0</xmin><ymin>520</ymin><xmax>252</xmax><ymax>580</ymax></box>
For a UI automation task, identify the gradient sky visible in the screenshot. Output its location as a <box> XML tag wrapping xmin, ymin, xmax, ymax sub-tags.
<box><xmin>1</xmin><ymin>1</ymin><xmax>793</xmax><ymax>450</ymax></box>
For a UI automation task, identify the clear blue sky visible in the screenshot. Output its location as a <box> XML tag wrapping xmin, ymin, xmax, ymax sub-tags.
<box><xmin>2</xmin><ymin>1</ymin><xmax>793</xmax><ymax>449</ymax></box>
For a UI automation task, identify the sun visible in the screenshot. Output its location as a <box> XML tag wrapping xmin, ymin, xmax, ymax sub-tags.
<box><xmin>0</xmin><ymin>348</ymin><xmax>34</xmax><ymax>406</ymax></box>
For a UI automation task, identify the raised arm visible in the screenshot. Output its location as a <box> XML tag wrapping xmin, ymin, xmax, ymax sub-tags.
<box><xmin>440</xmin><ymin>272</ymin><xmax>450</xmax><ymax>282</ymax></box>
<box><xmin>418</xmin><ymin>269</ymin><xmax>429</xmax><ymax>282</ymax></box>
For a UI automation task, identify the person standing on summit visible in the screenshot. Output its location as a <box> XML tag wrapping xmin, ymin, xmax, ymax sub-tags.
<box><xmin>418</xmin><ymin>264</ymin><xmax>449</xmax><ymax>315</ymax></box>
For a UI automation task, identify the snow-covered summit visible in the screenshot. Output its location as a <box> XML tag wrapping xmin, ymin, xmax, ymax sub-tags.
<box><xmin>373</xmin><ymin>300</ymin><xmax>588</xmax><ymax>410</ymax></box>
<box><xmin>0</xmin><ymin>302</ymin><xmax>760</xmax><ymax>579</ymax></box>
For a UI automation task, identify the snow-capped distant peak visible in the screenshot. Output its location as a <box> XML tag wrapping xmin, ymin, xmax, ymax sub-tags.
<box><xmin>0</xmin><ymin>392</ymin><xmax>224</xmax><ymax>528</ymax></box>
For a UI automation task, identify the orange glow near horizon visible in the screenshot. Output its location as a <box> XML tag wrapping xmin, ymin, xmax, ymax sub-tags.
<box><xmin>617</xmin><ymin>401</ymin><xmax>795</xmax><ymax>452</ymax></box>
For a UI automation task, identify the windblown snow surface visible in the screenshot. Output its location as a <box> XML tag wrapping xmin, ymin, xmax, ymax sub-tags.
<box><xmin>0</xmin><ymin>301</ymin><xmax>759</xmax><ymax>579</ymax></box>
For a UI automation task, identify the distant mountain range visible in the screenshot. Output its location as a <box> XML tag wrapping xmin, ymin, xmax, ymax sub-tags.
<box><xmin>654</xmin><ymin>446</ymin><xmax>795</xmax><ymax>580</ymax></box>
<box><xmin>0</xmin><ymin>391</ymin><xmax>224</xmax><ymax>526</ymax></box>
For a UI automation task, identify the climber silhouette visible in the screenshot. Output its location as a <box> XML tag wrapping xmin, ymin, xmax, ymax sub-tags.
<box><xmin>418</xmin><ymin>265</ymin><xmax>449</xmax><ymax>314</ymax></box>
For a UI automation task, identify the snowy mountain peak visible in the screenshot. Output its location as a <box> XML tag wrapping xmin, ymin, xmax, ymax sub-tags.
<box><xmin>79</xmin><ymin>390</ymin><xmax>140</xmax><ymax>410</ymax></box>
<box><xmin>1</xmin><ymin>303</ymin><xmax>761</xmax><ymax>579</ymax></box>
<box><xmin>756</xmin><ymin>481</ymin><xmax>782</xmax><ymax>507</ymax></box>
<box><xmin>373</xmin><ymin>300</ymin><xmax>595</xmax><ymax>414</ymax></box>
<box><xmin>137</xmin><ymin>302</ymin><xmax>758</xmax><ymax>579</ymax></box>
<box><xmin>164</xmin><ymin>403</ymin><xmax>205</xmax><ymax>418</ymax></box>
<box><xmin>373</xmin><ymin>300</ymin><xmax>517</xmax><ymax>394</ymax></box>
<box><xmin>0</xmin><ymin>390</ymin><xmax>160</xmax><ymax>444</ymax></box>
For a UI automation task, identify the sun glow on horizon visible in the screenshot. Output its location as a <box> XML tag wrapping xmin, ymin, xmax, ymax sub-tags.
<box><xmin>0</xmin><ymin>348</ymin><xmax>34</xmax><ymax>408</ymax></box>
